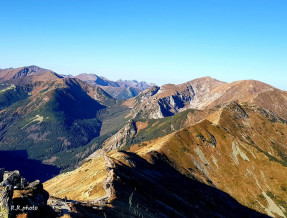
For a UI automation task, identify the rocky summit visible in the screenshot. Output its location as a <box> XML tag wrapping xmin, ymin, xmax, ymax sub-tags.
<box><xmin>0</xmin><ymin>66</ymin><xmax>287</xmax><ymax>217</ymax></box>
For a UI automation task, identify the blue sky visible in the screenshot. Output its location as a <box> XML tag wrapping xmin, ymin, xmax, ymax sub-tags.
<box><xmin>0</xmin><ymin>0</ymin><xmax>286</xmax><ymax>89</ymax></box>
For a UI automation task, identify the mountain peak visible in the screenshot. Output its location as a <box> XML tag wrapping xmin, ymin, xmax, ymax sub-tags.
<box><xmin>76</xmin><ymin>73</ymin><xmax>100</xmax><ymax>81</ymax></box>
<box><xmin>187</xmin><ymin>76</ymin><xmax>225</xmax><ymax>85</ymax></box>
<box><xmin>231</xmin><ymin>79</ymin><xmax>274</xmax><ymax>90</ymax></box>
<box><xmin>0</xmin><ymin>65</ymin><xmax>62</xmax><ymax>83</ymax></box>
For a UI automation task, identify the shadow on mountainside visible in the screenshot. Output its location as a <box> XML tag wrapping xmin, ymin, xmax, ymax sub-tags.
<box><xmin>100</xmin><ymin>151</ymin><xmax>269</xmax><ymax>218</ymax></box>
<box><xmin>0</xmin><ymin>150</ymin><xmax>60</xmax><ymax>182</ymax></box>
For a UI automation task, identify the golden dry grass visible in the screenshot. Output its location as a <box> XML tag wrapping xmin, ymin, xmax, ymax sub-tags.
<box><xmin>44</xmin><ymin>156</ymin><xmax>107</xmax><ymax>201</ymax></box>
<box><xmin>129</xmin><ymin>107</ymin><xmax>287</xmax><ymax>217</ymax></box>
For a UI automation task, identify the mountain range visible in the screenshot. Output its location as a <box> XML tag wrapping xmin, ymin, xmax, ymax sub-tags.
<box><xmin>0</xmin><ymin>65</ymin><xmax>287</xmax><ymax>217</ymax></box>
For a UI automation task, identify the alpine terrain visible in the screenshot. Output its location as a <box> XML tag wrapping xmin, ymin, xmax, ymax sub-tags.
<box><xmin>0</xmin><ymin>66</ymin><xmax>286</xmax><ymax>217</ymax></box>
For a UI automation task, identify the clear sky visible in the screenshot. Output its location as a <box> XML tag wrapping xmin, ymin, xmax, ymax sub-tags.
<box><xmin>0</xmin><ymin>0</ymin><xmax>286</xmax><ymax>89</ymax></box>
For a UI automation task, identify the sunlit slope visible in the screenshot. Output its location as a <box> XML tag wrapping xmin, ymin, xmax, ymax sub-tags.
<box><xmin>44</xmin><ymin>155</ymin><xmax>108</xmax><ymax>202</ymax></box>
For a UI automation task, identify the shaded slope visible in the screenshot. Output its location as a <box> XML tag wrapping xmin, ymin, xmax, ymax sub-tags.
<box><xmin>107</xmin><ymin>151</ymin><xmax>267</xmax><ymax>217</ymax></box>
<box><xmin>0</xmin><ymin>78</ymin><xmax>116</xmax><ymax>172</ymax></box>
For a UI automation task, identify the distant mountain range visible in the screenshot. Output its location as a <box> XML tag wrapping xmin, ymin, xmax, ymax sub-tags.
<box><xmin>0</xmin><ymin>65</ymin><xmax>287</xmax><ymax>217</ymax></box>
<box><xmin>74</xmin><ymin>73</ymin><xmax>155</xmax><ymax>99</ymax></box>
<box><xmin>0</xmin><ymin>66</ymin><xmax>155</xmax><ymax>99</ymax></box>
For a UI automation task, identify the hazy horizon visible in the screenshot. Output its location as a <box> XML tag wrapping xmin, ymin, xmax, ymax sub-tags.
<box><xmin>1</xmin><ymin>1</ymin><xmax>286</xmax><ymax>89</ymax></box>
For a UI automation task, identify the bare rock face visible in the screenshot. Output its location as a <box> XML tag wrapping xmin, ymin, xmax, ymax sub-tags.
<box><xmin>0</xmin><ymin>185</ymin><xmax>13</xmax><ymax>218</ymax></box>
<box><xmin>129</xmin><ymin>77</ymin><xmax>225</xmax><ymax>119</ymax></box>
<box><xmin>157</xmin><ymin>87</ymin><xmax>195</xmax><ymax>116</ymax></box>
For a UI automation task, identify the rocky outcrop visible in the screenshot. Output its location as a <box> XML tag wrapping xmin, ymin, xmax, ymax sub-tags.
<box><xmin>102</xmin><ymin>121</ymin><xmax>137</xmax><ymax>152</ymax></box>
<box><xmin>0</xmin><ymin>169</ymin><xmax>54</xmax><ymax>218</ymax></box>
<box><xmin>227</xmin><ymin>101</ymin><xmax>249</xmax><ymax>119</ymax></box>
<box><xmin>157</xmin><ymin>86</ymin><xmax>195</xmax><ymax>116</ymax></box>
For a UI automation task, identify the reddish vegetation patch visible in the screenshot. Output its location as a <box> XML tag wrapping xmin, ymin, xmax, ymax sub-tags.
<box><xmin>28</xmin><ymin>131</ymin><xmax>51</xmax><ymax>142</ymax></box>
<box><xmin>43</xmin><ymin>156</ymin><xmax>58</xmax><ymax>165</ymax></box>
<box><xmin>57</xmin><ymin>137</ymin><xmax>71</xmax><ymax>147</ymax></box>
<box><xmin>152</xmin><ymin>121</ymin><xmax>159</xmax><ymax>126</ymax></box>
<box><xmin>136</xmin><ymin>121</ymin><xmax>148</xmax><ymax>132</ymax></box>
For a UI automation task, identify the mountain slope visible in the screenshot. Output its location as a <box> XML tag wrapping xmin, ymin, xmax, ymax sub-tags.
<box><xmin>98</xmin><ymin>108</ymin><xmax>213</xmax><ymax>153</ymax></box>
<box><xmin>44</xmin><ymin>150</ymin><xmax>267</xmax><ymax>218</ymax></box>
<box><xmin>124</xmin><ymin>77</ymin><xmax>226</xmax><ymax>119</ymax></box>
<box><xmin>76</xmin><ymin>73</ymin><xmax>119</xmax><ymax>87</ymax></box>
<box><xmin>45</xmin><ymin>101</ymin><xmax>287</xmax><ymax>217</ymax></box>
<box><xmin>129</xmin><ymin>102</ymin><xmax>287</xmax><ymax>217</ymax></box>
